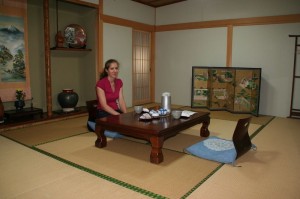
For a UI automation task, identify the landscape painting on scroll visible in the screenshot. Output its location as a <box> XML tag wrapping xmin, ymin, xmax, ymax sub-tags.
<box><xmin>0</xmin><ymin>3</ymin><xmax>31</xmax><ymax>102</ymax></box>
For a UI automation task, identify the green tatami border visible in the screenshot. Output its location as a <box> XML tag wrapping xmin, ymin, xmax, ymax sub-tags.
<box><xmin>32</xmin><ymin>146</ymin><xmax>168</xmax><ymax>199</ymax></box>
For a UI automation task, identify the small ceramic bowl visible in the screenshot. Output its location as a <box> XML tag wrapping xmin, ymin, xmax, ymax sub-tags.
<box><xmin>171</xmin><ymin>110</ymin><xmax>182</xmax><ymax>119</ymax></box>
<box><xmin>158</xmin><ymin>108</ymin><xmax>168</xmax><ymax>116</ymax></box>
<box><xmin>134</xmin><ymin>106</ymin><xmax>143</xmax><ymax>114</ymax></box>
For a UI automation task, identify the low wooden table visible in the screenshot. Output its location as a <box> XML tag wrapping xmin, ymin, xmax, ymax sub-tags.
<box><xmin>94</xmin><ymin>111</ymin><xmax>210</xmax><ymax>164</ymax></box>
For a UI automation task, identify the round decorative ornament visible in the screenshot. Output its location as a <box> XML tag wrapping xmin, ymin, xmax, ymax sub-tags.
<box><xmin>64</xmin><ymin>24</ymin><xmax>87</xmax><ymax>49</ymax></box>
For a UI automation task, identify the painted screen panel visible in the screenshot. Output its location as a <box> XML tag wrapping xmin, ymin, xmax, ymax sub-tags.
<box><xmin>191</xmin><ymin>66</ymin><xmax>261</xmax><ymax>116</ymax></box>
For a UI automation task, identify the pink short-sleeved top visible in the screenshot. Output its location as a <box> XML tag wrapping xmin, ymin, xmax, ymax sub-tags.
<box><xmin>96</xmin><ymin>77</ymin><xmax>123</xmax><ymax>111</ymax></box>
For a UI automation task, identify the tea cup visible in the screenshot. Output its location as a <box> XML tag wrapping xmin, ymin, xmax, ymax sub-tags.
<box><xmin>171</xmin><ymin>110</ymin><xmax>182</xmax><ymax>119</ymax></box>
<box><xmin>134</xmin><ymin>106</ymin><xmax>143</xmax><ymax>114</ymax></box>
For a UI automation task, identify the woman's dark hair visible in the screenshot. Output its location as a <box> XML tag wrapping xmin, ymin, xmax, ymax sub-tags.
<box><xmin>100</xmin><ymin>59</ymin><xmax>120</xmax><ymax>79</ymax></box>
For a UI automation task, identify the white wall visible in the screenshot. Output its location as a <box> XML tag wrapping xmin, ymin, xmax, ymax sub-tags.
<box><xmin>155</xmin><ymin>28</ymin><xmax>227</xmax><ymax>106</ymax></box>
<box><xmin>155</xmin><ymin>23</ymin><xmax>300</xmax><ymax>117</ymax></box>
<box><xmin>232</xmin><ymin>23</ymin><xmax>300</xmax><ymax>117</ymax></box>
<box><xmin>81</xmin><ymin>0</ymin><xmax>98</xmax><ymax>4</ymax></box>
<box><xmin>26</xmin><ymin>0</ymin><xmax>98</xmax><ymax>111</ymax></box>
<box><xmin>153</xmin><ymin>0</ymin><xmax>300</xmax><ymax>117</ymax></box>
<box><xmin>103</xmin><ymin>0</ymin><xmax>155</xmax><ymax>25</ymax></box>
<box><xmin>156</xmin><ymin>0</ymin><xmax>300</xmax><ymax>25</ymax></box>
<box><xmin>102</xmin><ymin>0</ymin><xmax>300</xmax><ymax>117</ymax></box>
<box><xmin>103</xmin><ymin>23</ymin><xmax>133</xmax><ymax>107</ymax></box>
<box><xmin>102</xmin><ymin>0</ymin><xmax>156</xmax><ymax>107</ymax></box>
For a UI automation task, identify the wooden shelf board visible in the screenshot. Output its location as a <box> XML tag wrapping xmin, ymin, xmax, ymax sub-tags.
<box><xmin>0</xmin><ymin>106</ymin><xmax>88</xmax><ymax>131</ymax></box>
<box><xmin>50</xmin><ymin>47</ymin><xmax>92</xmax><ymax>51</ymax></box>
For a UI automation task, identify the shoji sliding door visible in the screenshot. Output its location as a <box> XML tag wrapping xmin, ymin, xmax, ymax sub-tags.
<box><xmin>132</xmin><ymin>30</ymin><xmax>151</xmax><ymax>105</ymax></box>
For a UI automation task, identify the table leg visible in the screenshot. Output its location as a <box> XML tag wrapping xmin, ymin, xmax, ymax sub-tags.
<box><xmin>200</xmin><ymin>116</ymin><xmax>210</xmax><ymax>137</ymax></box>
<box><xmin>149</xmin><ymin>136</ymin><xmax>164</xmax><ymax>164</ymax></box>
<box><xmin>94</xmin><ymin>124</ymin><xmax>107</xmax><ymax>148</ymax></box>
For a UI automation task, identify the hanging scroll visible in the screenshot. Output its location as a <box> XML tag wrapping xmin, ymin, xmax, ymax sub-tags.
<box><xmin>0</xmin><ymin>0</ymin><xmax>31</xmax><ymax>102</ymax></box>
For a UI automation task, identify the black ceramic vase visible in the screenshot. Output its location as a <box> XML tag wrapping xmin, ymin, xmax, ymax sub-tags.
<box><xmin>15</xmin><ymin>100</ymin><xmax>25</xmax><ymax>110</ymax></box>
<box><xmin>57</xmin><ymin>89</ymin><xmax>79</xmax><ymax>112</ymax></box>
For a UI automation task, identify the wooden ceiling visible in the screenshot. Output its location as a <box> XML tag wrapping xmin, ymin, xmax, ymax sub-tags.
<box><xmin>132</xmin><ymin>0</ymin><xmax>186</xmax><ymax>8</ymax></box>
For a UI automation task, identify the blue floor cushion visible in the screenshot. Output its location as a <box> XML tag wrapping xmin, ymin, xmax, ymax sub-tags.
<box><xmin>185</xmin><ymin>136</ymin><xmax>237</xmax><ymax>164</ymax></box>
<box><xmin>87</xmin><ymin>121</ymin><xmax>124</xmax><ymax>139</ymax></box>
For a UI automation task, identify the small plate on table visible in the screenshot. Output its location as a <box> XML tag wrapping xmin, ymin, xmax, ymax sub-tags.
<box><xmin>180</xmin><ymin>115</ymin><xmax>190</xmax><ymax>119</ymax></box>
<box><xmin>139</xmin><ymin>113</ymin><xmax>152</xmax><ymax>121</ymax></box>
<box><xmin>152</xmin><ymin>116</ymin><xmax>160</xmax><ymax>120</ymax></box>
<box><xmin>139</xmin><ymin>118</ymin><xmax>152</xmax><ymax>122</ymax></box>
<box><xmin>142</xmin><ymin>108</ymin><xmax>150</xmax><ymax>113</ymax></box>
<box><xmin>181</xmin><ymin>110</ymin><xmax>197</xmax><ymax>119</ymax></box>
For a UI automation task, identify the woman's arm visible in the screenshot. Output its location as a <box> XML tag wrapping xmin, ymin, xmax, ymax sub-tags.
<box><xmin>96</xmin><ymin>87</ymin><xmax>120</xmax><ymax>115</ymax></box>
<box><xmin>118</xmin><ymin>87</ymin><xmax>127</xmax><ymax>113</ymax></box>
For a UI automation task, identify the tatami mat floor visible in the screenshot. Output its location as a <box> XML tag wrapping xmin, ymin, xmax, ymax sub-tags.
<box><xmin>0</xmin><ymin>104</ymin><xmax>299</xmax><ymax>198</ymax></box>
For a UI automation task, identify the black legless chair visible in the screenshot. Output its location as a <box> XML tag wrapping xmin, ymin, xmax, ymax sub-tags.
<box><xmin>232</xmin><ymin>117</ymin><xmax>253</xmax><ymax>159</ymax></box>
<box><xmin>85</xmin><ymin>99</ymin><xmax>124</xmax><ymax>138</ymax></box>
<box><xmin>86</xmin><ymin>100</ymin><xmax>98</xmax><ymax>132</ymax></box>
<box><xmin>86</xmin><ymin>100</ymin><xmax>98</xmax><ymax>122</ymax></box>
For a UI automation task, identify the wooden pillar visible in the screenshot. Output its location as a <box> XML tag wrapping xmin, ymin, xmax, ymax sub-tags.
<box><xmin>98</xmin><ymin>0</ymin><xmax>103</xmax><ymax>77</ymax></box>
<box><xmin>43</xmin><ymin>0</ymin><xmax>52</xmax><ymax>117</ymax></box>
<box><xmin>226</xmin><ymin>25</ymin><xmax>233</xmax><ymax>67</ymax></box>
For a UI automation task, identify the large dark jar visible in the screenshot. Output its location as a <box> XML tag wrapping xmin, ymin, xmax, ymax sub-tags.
<box><xmin>57</xmin><ymin>89</ymin><xmax>79</xmax><ymax>112</ymax></box>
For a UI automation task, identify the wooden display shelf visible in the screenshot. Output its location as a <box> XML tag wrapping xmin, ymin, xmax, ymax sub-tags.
<box><xmin>4</xmin><ymin>107</ymin><xmax>43</xmax><ymax>123</ymax></box>
<box><xmin>0</xmin><ymin>106</ymin><xmax>88</xmax><ymax>131</ymax></box>
<box><xmin>50</xmin><ymin>47</ymin><xmax>92</xmax><ymax>51</ymax></box>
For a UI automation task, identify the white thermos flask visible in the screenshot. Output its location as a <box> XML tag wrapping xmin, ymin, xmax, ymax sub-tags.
<box><xmin>161</xmin><ymin>92</ymin><xmax>171</xmax><ymax>113</ymax></box>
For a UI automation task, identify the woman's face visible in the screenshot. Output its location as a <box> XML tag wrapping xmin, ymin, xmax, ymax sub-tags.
<box><xmin>106</xmin><ymin>62</ymin><xmax>119</xmax><ymax>79</ymax></box>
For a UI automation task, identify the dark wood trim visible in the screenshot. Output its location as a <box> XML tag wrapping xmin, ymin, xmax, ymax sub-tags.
<box><xmin>229</xmin><ymin>14</ymin><xmax>300</xmax><ymax>26</ymax></box>
<box><xmin>50</xmin><ymin>47</ymin><xmax>92</xmax><ymax>51</ymax></box>
<box><xmin>132</xmin><ymin>0</ymin><xmax>186</xmax><ymax>8</ymax></box>
<box><xmin>43</xmin><ymin>0</ymin><xmax>52</xmax><ymax>117</ymax></box>
<box><xmin>63</xmin><ymin>0</ymin><xmax>98</xmax><ymax>8</ymax></box>
<box><xmin>57</xmin><ymin>2</ymin><xmax>300</xmax><ymax>32</ymax></box>
<box><xmin>156</xmin><ymin>14</ymin><xmax>300</xmax><ymax>32</ymax></box>
<box><xmin>289</xmin><ymin>35</ymin><xmax>300</xmax><ymax>118</ymax></box>
<box><xmin>102</xmin><ymin>14</ymin><xmax>155</xmax><ymax>32</ymax></box>
<box><xmin>98</xmin><ymin>0</ymin><xmax>103</xmax><ymax>78</ymax></box>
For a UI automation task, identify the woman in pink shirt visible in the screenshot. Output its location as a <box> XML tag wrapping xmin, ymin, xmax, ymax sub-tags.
<box><xmin>95</xmin><ymin>59</ymin><xmax>127</xmax><ymax>118</ymax></box>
